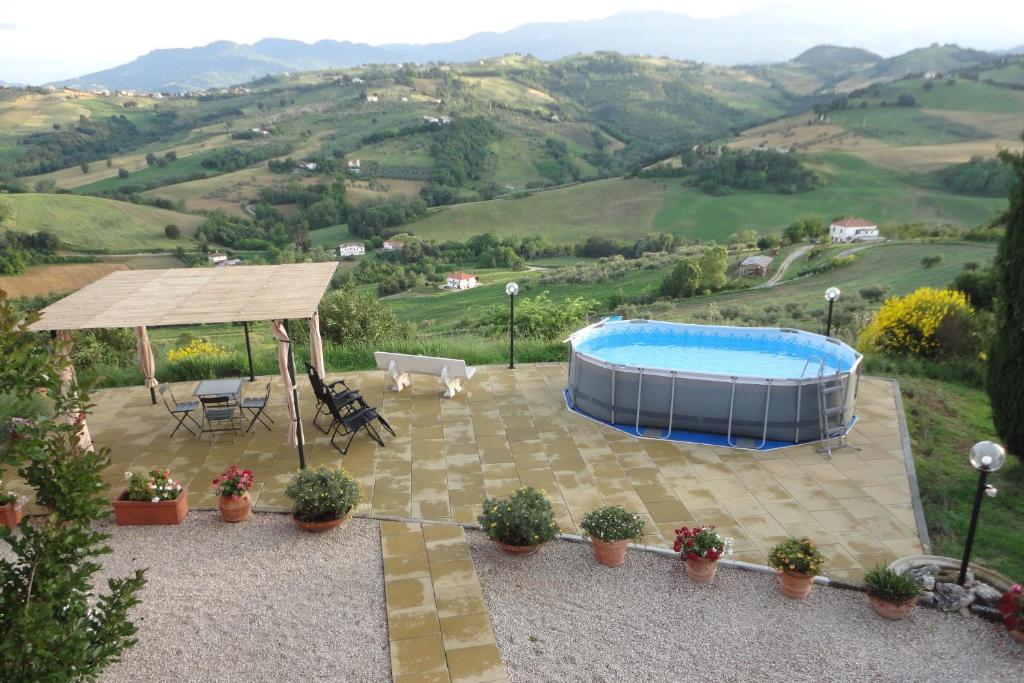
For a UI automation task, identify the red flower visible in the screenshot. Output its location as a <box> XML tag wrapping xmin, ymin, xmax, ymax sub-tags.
<box><xmin>1006</xmin><ymin>615</ymin><xmax>1019</xmax><ymax>631</ymax></box>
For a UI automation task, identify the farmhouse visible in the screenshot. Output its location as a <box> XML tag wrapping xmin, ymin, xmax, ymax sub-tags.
<box><xmin>738</xmin><ymin>254</ymin><xmax>774</xmax><ymax>277</ymax></box>
<box><xmin>365</xmin><ymin>93</ymin><xmax>379</xmax><ymax>103</ymax></box>
<box><xmin>829</xmin><ymin>218</ymin><xmax>880</xmax><ymax>243</ymax></box>
<box><xmin>347</xmin><ymin>159</ymin><xmax>361</xmax><ymax>173</ymax></box>
<box><xmin>338</xmin><ymin>242</ymin><xmax>366</xmax><ymax>258</ymax></box>
<box><xmin>207</xmin><ymin>252</ymin><xmax>228</xmax><ymax>265</ymax></box>
<box><xmin>446</xmin><ymin>271</ymin><xmax>478</xmax><ymax>290</ymax></box>
<box><xmin>382</xmin><ymin>240</ymin><xmax>404</xmax><ymax>251</ymax></box>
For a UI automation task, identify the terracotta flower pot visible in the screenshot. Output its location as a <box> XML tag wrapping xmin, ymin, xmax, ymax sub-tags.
<box><xmin>218</xmin><ymin>492</ymin><xmax>252</xmax><ymax>523</ymax></box>
<box><xmin>685</xmin><ymin>557</ymin><xmax>719</xmax><ymax>583</ymax></box>
<box><xmin>591</xmin><ymin>538</ymin><xmax>630</xmax><ymax>567</ymax></box>
<box><xmin>292</xmin><ymin>511</ymin><xmax>350</xmax><ymax>533</ymax></box>
<box><xmin>777</xmin><ymin>570</ymin><xmax>814</xmax><ymax>599</ymax></box>
<box><xmin>868</xmin><ymin>594</ymin><xmax>916</xmax><ymax>620</ymax></box>
<box><xmin>1</xmin><ymin>502</ymin><xmax>23</xmax><ymax>529</ymax></box>
<box><xmin>495</xmin><ymin>541</ymin><xmax>540</xmax><ymax>555</ymax></box>
<box><xmin>1009</xmin><ymin>628</ymin><xmax>1024</xmax><ymax>645</ymax></box>
<box><xmin>112</xmin><ymin>488</ymin><xmax>189</xmax><ymax>526</ymax></box>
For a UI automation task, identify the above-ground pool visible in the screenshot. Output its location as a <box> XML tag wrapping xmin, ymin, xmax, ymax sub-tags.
<box><xmin>566</xmin><ymin>320</ymin><xmax>862</xmax><ymax>447</ymax></box>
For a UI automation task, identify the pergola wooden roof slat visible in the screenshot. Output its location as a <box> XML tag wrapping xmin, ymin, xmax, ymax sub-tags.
<box><xmin>28</xmin><ymin>263</ymin><xmax>338</xmax><ymax>331</ymax></box>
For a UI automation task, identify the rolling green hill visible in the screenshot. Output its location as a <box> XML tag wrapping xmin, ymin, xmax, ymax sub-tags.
<box><xmin>0</xmin><ymin>193</ymin><xmax>202</xmax><ymax>252</ymax></box>
<box><xmin>404</xmin><ymin>153</ymin><xmax>1004</xmax><ymax>243</ymax></box>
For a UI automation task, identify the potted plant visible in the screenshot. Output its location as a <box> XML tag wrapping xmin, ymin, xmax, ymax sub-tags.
<box><xmin>768</xmin><ymin>536</ymin><xmax>826</xmax><ymax>599</ymax></box>
<box><xmin>674</xmin><ymin>525</ymin><xmax>733</xmax><ymax>583</ymax></box>
<box><xmin>863</xmin><ymin>565</ymin><xmax>920</xmax><ymax>620</ymax></box>
<box><xmin>1</xmin><ymin>481</ymin><xmax>28</xmax><ymax>529</ymax></box>
<box><xmin>478</xmin><ymin>486</ymin><xmax>560</xmax><ymax>555</ymax></box>
<box><xmin>211</xmin><ymin>465</ymin><xmax>255</xmax><ymax>523</ymax></box>
<box><xmin>580</xmin><ymin>505</ymin><xmax>645</xmax><ymax>567</ymax></box>
<box><xmin>997</xmin><ymin>584</ymin><xmax>1024</xmax><ymax>644</ymax></box>
<box><xmin>111</xmin><ymin>468</ymin><xmax>188</xmax><ymax>526</ymax></box>
<box><xmin>285</xmin><ymin>466</ymin><xmax>361</xmax><ymax>532</ymax></box>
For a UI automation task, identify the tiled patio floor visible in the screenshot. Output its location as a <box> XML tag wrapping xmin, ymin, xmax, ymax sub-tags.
<box><xmin>16</xmin><ymin>363</ymin><xmax>924</xmax><ymax>582</ymax></box>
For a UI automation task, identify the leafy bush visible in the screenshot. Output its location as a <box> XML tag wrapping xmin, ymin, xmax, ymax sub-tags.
<box><xmin>164</xmin><ymin>224</ymin><xmax>181</xmax><ymax>239</ymax></box>
<box><xmin>314</xmin><ymin>285</ymin><xmax>408</xmax><ymax>347</ymax></box>
<box><xmin>864</xmin><ymin>565</ymin><xmax>920</xmax><ymax>603</ymax></box>
<box><xmin>124</xmin><ymin>468</ymin><xmax>183</xmax><ymax>502</ymax></box>
<box><xmin>767</xmin><ymin>537</ymin><xmax>826</xmax><ymax>576</ymax></box>
<box><xmin>858</xmin><ymin>288</ymin><xmax>978</xmax><ymax>359</ymax></box>
<box><xmin>166</xmin><ymin>338</ymin><xmax>228</xmax><ymax>363</ymax></box>
<box><xmin>481</xmin><ymin>291</ymin><xmax>598</xmax><ymax>340</ymax></box>
<box><xmin>579</xmin><ymin>506</ymin><xmax>644</xmax><ymax>543</ymax></box>
<box><xmin>285</xmin><ymin>466</ymin><xmax>361</xmax><ymax>522</ymax></box>
<box><xmin>478</xmin><ymin>486</ymin><xmax>560</xmax><ymax>547</ymax></box>
<box><xmin>673</xmin><ymin>525</ymin><xmax>733</xmax><ymax>561</ymax></box>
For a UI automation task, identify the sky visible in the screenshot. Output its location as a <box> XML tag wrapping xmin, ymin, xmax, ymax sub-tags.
<box><xmin>2</xmin><ymin>0</ymin><xmax>1023</xmax><ymax>83</ymax></box>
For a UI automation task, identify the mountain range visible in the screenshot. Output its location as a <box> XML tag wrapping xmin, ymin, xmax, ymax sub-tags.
<box><xmin>54</xmin><ymin>10</ymin><xmax>1007</xmax><ymax>93</ymax></box>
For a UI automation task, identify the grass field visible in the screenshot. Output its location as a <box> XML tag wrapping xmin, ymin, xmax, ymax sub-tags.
<box><xmin>0</xmin><ymin>263</ymin><xmax>127</xmax><ymax>298</ymax></box>
<box><xmin>662</xmin><ymin>241</ymin><xmax>997</xmax><ymax>318</ymax></box>
<box><xmin>0</xmin><ymin>193</ymin><xmax>203</xmax><ymax>252</ymax></box>
<box><xmin>308</xmin><ymin>224</ymin><xmax>355</xmax><ymax>248</ymax></box>
<box><xmin>406</xmin><ymin>153</ymin><xmax>1005</xmax><ymax>244</ymax></box>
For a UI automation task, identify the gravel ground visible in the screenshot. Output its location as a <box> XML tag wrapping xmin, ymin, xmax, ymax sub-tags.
<box><xmin>469</xmin><ymin>535</ymin><xmax>1023</xmax><ymax>683</ymax></box>
<box><xmin>96</xmin><ymin>513</ymin><xmax>390</xmax><ymax>682</ymax></box>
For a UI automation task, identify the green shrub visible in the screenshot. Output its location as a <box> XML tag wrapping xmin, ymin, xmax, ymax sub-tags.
<box><xmin>125</xmin><ymin>468</ymin><xmax>183</xmax><ymax>502</ymax></box>
<box><xmin>480</xmin><ymin>291</ymin><xmax>597</xmax><ymax>340</ymax></box>
<box><xmin>285</xmin><ymin>466</ymin><xmax>361</xmax><ymax>523</ymax></box>
<box><xmin>767</xmin><ymin>537</ymin><xmax>826</xmax><ymax>576</ymax></box>
<box><xmin>579</xmin><ymin>505</ymin><xmax>644</xmax><ymax>543</ymax></box>
<box><xmin>478</xmin><ymin>486</ymin><xmax>560</xmax><ymax>547</ymax></box>
<box><xmin>864</xmin><ymin>565</ymin><xmax>920</xmax><ymax>603</ymax></box>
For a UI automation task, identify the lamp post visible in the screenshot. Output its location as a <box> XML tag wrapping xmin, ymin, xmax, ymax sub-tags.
<box><xmin>506</xmin><ymin>282</ymin><xmax>519</xmax><ymax>369</ymax></box>
<box><xmin>957</xmin><ymin>441</ymin><xmax>1006</xmax><ymax>585</ymax></box>
<box><xmin>824</xmin><ymin>286</ymin><xmax>841</xmax><ymax>337</ymax></box>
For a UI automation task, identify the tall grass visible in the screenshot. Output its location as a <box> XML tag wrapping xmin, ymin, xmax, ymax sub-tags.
<box><xmin>862</xmin><ymin>354</ymin><xmax>986</xmax><ymax>389</ymax></box>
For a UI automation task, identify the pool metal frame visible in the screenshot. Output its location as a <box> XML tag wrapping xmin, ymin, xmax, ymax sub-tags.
<box><xmin>566</xmin><ymin>319</ymin><xmax>863</xmax><ymax>451</ymax></box>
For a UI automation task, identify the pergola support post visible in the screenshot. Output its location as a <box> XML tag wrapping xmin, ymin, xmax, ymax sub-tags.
<box><xmin>243</xmin><ymin>321</ymin><xmax>256</xmax><ymax>382</ymax></box>
<box><xmin>283</xmin><ymin>319</ymin><xmax>306</xmax><ymax>469</ymax></box>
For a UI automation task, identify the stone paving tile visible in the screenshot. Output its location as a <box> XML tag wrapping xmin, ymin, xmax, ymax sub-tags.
<box><xmin>9</xmin><ymin>366</ymin><xmax>924</xmax><ymax>579</ymax></box>
<box><xmin>382</xmin><ymin>521</ymin><xmax>508</xmax><ymax>683</ymax></box>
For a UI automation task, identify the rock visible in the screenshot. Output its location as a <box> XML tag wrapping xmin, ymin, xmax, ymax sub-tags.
<box><xmin>958</xmin><ymin>607</ymin><xmax>972</xmax><ymax>618</ymax></box>
<box><xmin>971</xmin><ymin>583</ymin><xmax>1002</xmax><ymax>607</ymax></box>
<box><xmin>918</xmin><ymin>591</ymin><xmax>936</xmax><ymax>608</ymax></box>
<box><xmin>935</xmin><ymin>582</ymin><xmax>974</xmax><ymax>611</ymax></box>
<box><xmin>970</xmin><ymin>604</ymin><xmax>1004</xmax><ymax>623</ymax></box>
<box><xmin>920</xmin><ymin>576</ymin><xmax>936</xmax><ymax>591</ymax></box>
<box><xmin>909</xmin><ymin>563</ymin><xmax>942</xmax><ymax>578</ymax></box>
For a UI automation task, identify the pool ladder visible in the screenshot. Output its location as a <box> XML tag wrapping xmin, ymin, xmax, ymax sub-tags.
<box><xmin>802</xmin><ymin>354</ymin><xmax>855</xmax><ymax>459</ymax></box>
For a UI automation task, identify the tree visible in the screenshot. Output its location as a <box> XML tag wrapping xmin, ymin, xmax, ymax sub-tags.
<box><xmin>661</xmin><ymin>259</ymin><xmax>702</xmax><ymax>298</ymax></box>
<box><xmin>145</xmin><ymin>153</ymin><xmax>157</xmax><ymax>166</ymax></box>
<box><xmin>920</xmin><ymin>255</ymin><xmax>943</xmax><ymax>268</ymax></box>
<box><xmin>79</xmin><ymin>161</ymin><xmax>89</xmax><ymax>174</ymax></box>
<box><xmin>698</xmin><ymin>246</ymin><xmax>728</xmax><ymax>291</ymax></box>
<box><xmin>34</xmin><ymin>179</ymin><xmax>57</xmax><ymax>193</ymax></box>
<box><xmin>164</xmin><ymin>224</ymin><xmax>181</xmax><ymax>239</ymax></box>
<box><xmin>988</xmin><ymin>138</ymin><xmax>1024</xmax><ymax>458</ymax></box>
<box><xmin>757</xmin><ymin>234</ymin><xmax>782</xmax><ymax>250</ymax></box>
<box><xmin>315</xmin><ymin>285</ymin><xmax>407</xmax><ymax>347</ymax></box>
<box><xmin>118</xmin><ymin>168</ymin><xmax>130</xmax><ymax>179</ymax></box>
<box><xmin>0</xmin><ymin>293</ymin><xmax>146</xmax><ymax>680</ymax></box>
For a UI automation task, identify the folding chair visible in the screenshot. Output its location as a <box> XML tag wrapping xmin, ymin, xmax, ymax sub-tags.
<box><xmin>305</xmin><ymin>363</ymin><xmax>361</xmax><ymax>433</ymax></box>
<box><xmin>324</xmin><ymin>391</ymin><xmax>385</xmax><ymax>455</ymax></box>
<box><xmin>241</xmin><ymin>381</ymin><xmax>274</xmax><ymax>432</ymax></box>
<box><xmin>200</xmin><ymin>396</ymin><xmax>242</xmax><ymax>443</ymax></box>
<box><xmin>158</xmin><ymin>383</ymin><xmax>201</xmax><ymax>437</ymax></box>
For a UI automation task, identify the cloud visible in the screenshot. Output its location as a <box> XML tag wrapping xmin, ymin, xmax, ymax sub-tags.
<box><xmin>0</xmin><ymin>23</ymin><xmax>16</xmax><ymax>30</ymax></box>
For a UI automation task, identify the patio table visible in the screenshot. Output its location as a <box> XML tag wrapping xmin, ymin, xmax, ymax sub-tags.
<box><xmin>193</xmin><ymin>378</ymin><xmax>243</xmax><ymax>401</ymax></box>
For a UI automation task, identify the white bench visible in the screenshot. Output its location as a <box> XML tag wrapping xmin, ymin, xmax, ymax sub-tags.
<box><xmin>374</xmin><ymin>352</ymin><xmax>477</xmax><ymax>398</ymax></box>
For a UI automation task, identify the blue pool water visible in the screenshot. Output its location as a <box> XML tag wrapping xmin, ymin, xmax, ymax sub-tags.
<box><xmin>573</xmin><ymin>322</ymin><xmax>858</xmax><ymax>379</ymax></box>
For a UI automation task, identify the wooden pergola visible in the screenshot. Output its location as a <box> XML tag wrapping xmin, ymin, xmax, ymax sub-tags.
<box><xmin>29</xmin><ymin>263</ymin><xmax>339</xmax><ymax>467</ymax></box>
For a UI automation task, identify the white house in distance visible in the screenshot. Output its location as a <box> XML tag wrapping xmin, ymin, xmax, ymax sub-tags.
<box><xmin>382</xmin><ymin>239</ymin><xmax>404</xmax><ymax>251</ymax></box>
<box><xmin>446</xmin><ymin>271</ymin><xmax>478</xmax><ymax>290</ymax></box>
<box><xmin>337</xmin><ymin>242</ymin><xmax>366</xmax><ymax>258</ymax></box>
<box><xmin>207</xmin><ymin>252</ymin><xmax>228</xmax><ymax>265</ymax></box>
<box><xmin>829</xmin><ymin>218</ymin><xmax>880</xmax><ymax>243</ymax></box>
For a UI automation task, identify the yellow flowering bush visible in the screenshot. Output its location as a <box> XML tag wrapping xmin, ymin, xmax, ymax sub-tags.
<box><xmin>858</xmin><ymin>287</ymin><xmax>976</xmax><ymax>359</ymax></box>
<box><xmin>166</xmin><ymin>338</ymin><xmax>227</xmax><ymax>363</ymax></box>
<box><xmin>768</xmin><ymin>537</ymin><xmax>826</xmax><ymax>576</ymax></box>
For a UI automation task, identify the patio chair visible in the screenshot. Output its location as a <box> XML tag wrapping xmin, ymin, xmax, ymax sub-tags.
<box><xmin>200</xmin><ymin>395</ymin><xmax>242</xmax><ymax>442</ymax></box>
<box><xmin>241</xmin><ymin>381</ymin><xmax>274</xmax><ymax>432</ymax></box>
<box><xmin>324</xmin><ymin>389</ymin><xmax>385</xmax><ymax>455</ymax></box>
<box><xmin>158</xmin><ymin>383</ymin><xmax>201</xmax><ymax>437</ymax></box>
<box><xmin>305</xmin><ymin>363</ymin><xmax>363</xmax><ymax>433</ymax></box>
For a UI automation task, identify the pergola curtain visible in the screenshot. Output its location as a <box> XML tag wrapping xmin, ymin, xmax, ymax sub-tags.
<box><xmin>134</xmin><ymin>326</ymin><xmax>158</xmax><ymax>389</ymax></box>
<box><xmin>270</xmin><ymin>320</ymin><xmax>299</xmax><ymax>447</ymax></box>
<box><xmin>56</xmin><ymin>331</ymin><xmax>94</xmax><ymax>452</ymax></box>
<box><xmin>309</xmin><ymin>311</ymin><xmax>326</xmax><ymax>379</ymax></box>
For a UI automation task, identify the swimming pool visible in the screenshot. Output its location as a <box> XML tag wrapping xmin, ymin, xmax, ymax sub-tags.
<box><xmin>566</xmin><ymin>320</ymin><xmax>862</xmax><ymax>447</ymax></box>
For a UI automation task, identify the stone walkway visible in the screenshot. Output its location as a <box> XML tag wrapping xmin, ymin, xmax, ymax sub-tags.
<box><xmin>12</xmin><ymin>363</ymin><xmax>925</xmax><ymax>582</ymax></box>
<box><xmin>383</xmin><ymin>520</ymin><xmax>507</xmax><ymax>683</ymax></box>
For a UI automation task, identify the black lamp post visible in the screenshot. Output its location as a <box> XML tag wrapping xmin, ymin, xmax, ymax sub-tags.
<box><xmin>506</xmin><ymin>282</ymin><xmax>518</xmax><ymax>369</ymax></box>
<box><xmin>958</xmin><ymin>441</ymin><xmax>1005</xmax><ymax>585</ymax></box>
<box><xmin>824</xmin><ymin>286</ymin><xmax>841</xmax><ymax>337</ymax></box>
